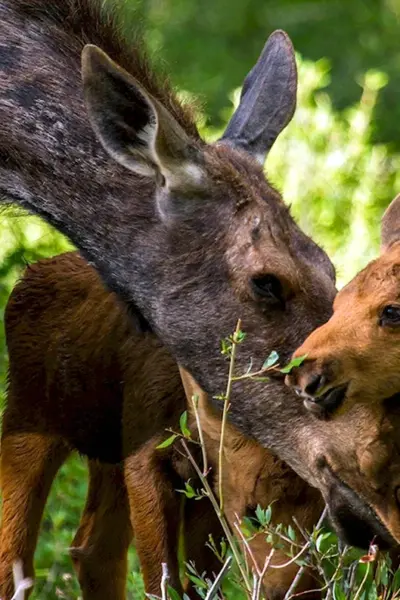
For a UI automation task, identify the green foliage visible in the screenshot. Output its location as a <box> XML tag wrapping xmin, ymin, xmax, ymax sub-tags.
<box><xmin>119</xmin><ymin>0</ymin><xmax>400</xmax><ymax>151</ymax></box>
<box><xmin>201</xmin><ymin>56</ymin><xmax>400</xmax><ymax>285</ymax></box>
<box><xmin>280</xmin><ymin>354</ymin><xmax>308</xmax><ymax>374</ymax></box>
<box><xmin>0</xmin><ymin>19</ymin><xmax>400</xmax><ymax>598</ymax></box>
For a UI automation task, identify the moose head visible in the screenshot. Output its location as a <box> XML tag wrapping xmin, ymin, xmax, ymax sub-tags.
<box><xmin>286</xmin><ymin>193</ymin><xmax>400</xmax><ymax>546</ymax></box>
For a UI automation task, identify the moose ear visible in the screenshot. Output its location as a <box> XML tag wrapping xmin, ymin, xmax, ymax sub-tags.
<box><xmin>81</xmin><ymin>45</ymin><xmax>203</xmax><ymax>188</ymax></box>
<box><xmin>220</xmin><ymin>30</ymin><xmax>297</xmax><ymax>165</ymax></box>
<box><xmin>381</xmin><ymin>194</ymin><xmax>400</xmax><ymax>252</ymax></box>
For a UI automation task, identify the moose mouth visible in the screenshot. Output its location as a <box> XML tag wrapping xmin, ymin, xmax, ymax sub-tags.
<box><xmin>303</xmin><ymin>383</ymin><xmax>348</xmax><ymax>417</ymax></box>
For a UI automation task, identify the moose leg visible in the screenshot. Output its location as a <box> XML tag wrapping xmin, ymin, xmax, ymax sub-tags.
<box><xmin>70</xmin><ymin>461</ymin><xmax>132</xmax><ymax>600</ymax></box>
<box><xmin>124</xmin><ymin>442</ymin><xmax>183</xmax><ymax>596</ymax></box>
<box><xmin>0</xmin><ymin>430</ymin><xmax>70</xmax><ymax>599</ymax></box>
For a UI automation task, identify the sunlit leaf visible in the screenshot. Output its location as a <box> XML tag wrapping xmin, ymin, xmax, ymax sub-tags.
<box><xmin>280</xmin><ymin>354</ymin><xmax>308</xmax><ymax>374</ymax></box>
<box><xmin>179</xmin><ymin>411</ymin><xmax>191</xmax><ymax>438</ymax></box>
<box><xmin>156</xmin><ymin>434</ymin><xmax>178</xmax><ymax>449</ymax></box>
<box><xmin>263</xmin><ymin>351</ymin><xmax>279</xmax><ymax>369</ymax></box>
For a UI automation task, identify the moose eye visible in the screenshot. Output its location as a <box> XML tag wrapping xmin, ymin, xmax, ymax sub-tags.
<box><xmin>251</xmin><ymin>274</ymin><xmax>284</xmax><ymax>305</ymax></box>
<box><xmin>380</xmin><ymin>305</ymin><xmax>400</xmax><ymax>327</ymax></box>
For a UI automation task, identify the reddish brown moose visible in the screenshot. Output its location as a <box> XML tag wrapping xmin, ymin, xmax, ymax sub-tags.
<box><xmin>1</xmin><ymin>252</ymin><xmax>322</xmax><ymax>599</ymax></box>
<box><xmin>286</xmin><ymin>193</ymin><xmax>400</xmax><ymax>544</ymax></box>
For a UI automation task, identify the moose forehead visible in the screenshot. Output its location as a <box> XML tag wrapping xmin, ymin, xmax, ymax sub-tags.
<box><xmin>203</xmin><ymin>144</ymin><xmax>334</xmax><ymax>281</ymax></box>
<box><xmin>337</xmin><ymin>244</ymin><xmax>400</xmax><ymax>309</ymax></box>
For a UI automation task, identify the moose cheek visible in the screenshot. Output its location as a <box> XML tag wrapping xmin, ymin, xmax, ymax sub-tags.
<box><xmin>358</xmin><ymin>443</ymin><xmax>391</xmax><ymax>483</ymax></box>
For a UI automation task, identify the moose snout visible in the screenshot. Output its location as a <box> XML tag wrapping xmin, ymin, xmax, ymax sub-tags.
<box><xmin>285</xmin><ymin>358</ymin><xmax>348</xmax><ymax>415</ymax></box>
<box><xmin>285</xmin><ymin>360</ymin><xmax>329</xmax><ymax>399</ymax></box>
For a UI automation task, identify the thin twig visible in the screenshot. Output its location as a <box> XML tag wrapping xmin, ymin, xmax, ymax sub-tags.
<box><xmin>270</xmin><ymin>542</ymin><xmax>313</xmax><ymax>570</ymax></box>
<box><xmin>181</xmin><ymin>439</ymin><xmax>252</xmax><ymax>594</ymax></box>
<box><xmin>347</xmin><ymin>563</ymin><xmax>357</xmax><ymax>600</ymax></box>
<box><xmin>231</xmin><ymin>365</ymin><xmax>277</xmax><ymax>382</ymax></box>
<box><xmin>219</xmin><ymin>319</ymin><xmax>242</xmax><ymax>513</ymax></box>
<box><xmin>191</xmin><ymin>392</ymin><xmax>208</xmax><ymax>476</ymax></box>
<box><xmin>204</xmin><ymin>556</ymin><xmax>233</xmax><ymax>600</ymax></box>
<box><xmin>160</xmin><ymin>563</ymin><xmax>169</xmax><ymax>600</ymax></box>
<box><xmin>234</xmin><ymin>519</ymin><xmax>262</xmax><ymax>576</ymax></box>
<box><xmin>251</xmin><ymin>572</ymin><xmax>259</xmax><ymax>600</ymax></box>
<box><xmin>12</xmin><ymin>561</ymin><xmax>33</xmax><ymax>600</ymax></box>
<box><xmin>283</xmin><ymin>506</ymin><xmax>327</xmax><ymax>600</ymax></box>
<box><xmin>253</xmin><ymin>548</ymin><xmax>275</xmax><ymax>600</ymax></box>
<box><xmin>292</xmin><ymin>516</ymin><xmax>311</xmax><ymax>543</ymax></box>
<box><xmin>266</xmin><ymin>528</ymin><xmax>303</xmax><ymax>549</ymax></box>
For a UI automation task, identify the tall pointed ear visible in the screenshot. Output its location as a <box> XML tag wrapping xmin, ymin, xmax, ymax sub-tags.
<box><xmin>381</xmin><ymin>194</ymin><xmax>400</xmax><ymax>252</ymax></box>
<box><xmin>219</xmin><ymin>30</ymin><xmax>297</xmax><ymax>165</ymax></box>
<box><xmin>81</xmin><ymin>45</ymin><xmax>203</xmax><ymax>188</ymax></box>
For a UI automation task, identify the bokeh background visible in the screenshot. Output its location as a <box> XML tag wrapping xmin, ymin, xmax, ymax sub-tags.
<box><xmin>1</xmin><ymin>0</ymin><xmax>400</xmax><ymax>597</ymax></box>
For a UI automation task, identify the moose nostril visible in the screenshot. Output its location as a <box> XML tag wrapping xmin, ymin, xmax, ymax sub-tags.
<box><xmin>304</xmin><ymin>373</ymin><xmax>326</xmax><ymax>397</ymax></box>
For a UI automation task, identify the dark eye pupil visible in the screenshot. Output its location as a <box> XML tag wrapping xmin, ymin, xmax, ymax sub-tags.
<box><xmin>381</xmin><ymin>305</ymin><xmax>400</xmax><ymax>324</ymax></box>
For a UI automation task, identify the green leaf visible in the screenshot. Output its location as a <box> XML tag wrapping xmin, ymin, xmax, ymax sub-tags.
<box><xmin>333</xmin><ymin>582</ymin><xmax>346</xmax><ymax>600</ymax></box>
<box><xmin>156</xmin><ymin>434</ymin><xmax>178</xmax><ymax>449</ymax></box>
<box><xmin>220</xmin><ymin>338</ymin><xmax>232</xmax><ymax>356</ymax></box>
<box><xmin>168</xmin><ymin>585</ymin><xmax>183</xmax><ymax>600</ymax></box>
<box><xmin>255</xmin><ymin>504</ymin><xmax>271</xmax><ymax>527</ymax></box>
<box><xmin>315</xmin><ymin>531</ymin><xmax>333</xmax><ymax>553</ymax></box>
<box><xmin>263</xmin><ymin>350</ymin><xmax>279</xmax><ymax>369</ymax></box>
<box><xmin>392</xmin><ymin>568</ymin><xmax>400</xmax><ymax>592</ymax></box>
<box><xmin>179</xmin><ymin>411</ymin><xmax>191</xmax><ymax>438</ymax></box>
<box><xmin>177</xmin><ymin>481</ymin><xmax>197</xmax><ymax>498</ymax></box>
<box><xmin>367</xmin><ymin>583</ymin><xmax>378</xmax><ymax>600</ymax></box>
<box><xmin>240</xmin><ymin>516</ymin><xmax>257</xmax><ymax>536</ymax></box>
<box><xmin>287</xmin><ymin>524</ymin><xmax>296</xmax><ymax>542</ymax></box>
<box><xmin>280</xmin><ymin>354</ymin><xmax>308</xmax><ymax>374</ymax></box>
<box><xmin>234</xmin><ymin>329</ymin><xmax>246</xmax><ymax>343</ymax></box>
<box><xmin>186</xmin><ymin>574</ymin><xmax>208</xmax><ymax>589</ymax></box>
<box><xmin>378</xmin><ymin>562</ymin><xmax>389</xmax><ymax>587</ymax></box>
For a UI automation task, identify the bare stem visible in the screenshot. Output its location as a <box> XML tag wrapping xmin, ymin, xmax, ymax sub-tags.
<box><xmin>204</xmin><ymin>556</ymin><xmax>233</xmax><ymax>600</ymax></box>
<box><xmin>254</xmin><ymin>548</ymin><xmax>275</xmax><ymax>600</ymax></box>
<box><xmin>160</xmin><ymin>563</ymin><xmax>169</xmax><ymax>600</ymax></box>
<box><xmin>234</xmin><ymin>518</ymin><xmax>262</xmax><ymax>576</ymax></box>
<box><xmin>181</xmin><ymin>438</ymin><xmax>252</xmax><ymax>594</ymax></box>
<box><xmin>191</xmin><ymin>393</ymin><xmax>208</xmax><ymax>476</ymax></box>
<box><xmin>11</xmin><ymin>561</ymin><xmax>33</xmax><ymax>600</ymax></box>
<box><xmin>283</xmin><ymin>506</ymin><xmax>327</xmax><ymax>600</ymax></box>
<box><xmin>219</xmin><ymin>319</ymin><xmax>242</xmax><ymax>513</ymax></box>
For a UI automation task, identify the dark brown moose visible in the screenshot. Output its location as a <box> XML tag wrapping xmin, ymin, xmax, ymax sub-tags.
<box><xmin>1</xmin><ymin>0</ymin><xmax>400</xmax><ymax>592</ymax></box>
<box><xmin>286</xmin><ymin>193</ymin><xmax>400</xmax><ymax>545</ymax></box>
<box><xmin>0</xmin><ymin>252</ymin><xmax>323</xmax><ymax>599</ymax></box>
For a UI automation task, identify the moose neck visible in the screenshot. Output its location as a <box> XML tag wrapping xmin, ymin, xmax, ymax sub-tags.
<box><xmin>0</xmin><ymin>2</ymin><xmax>168</xmax><ymax>309</ymax></box>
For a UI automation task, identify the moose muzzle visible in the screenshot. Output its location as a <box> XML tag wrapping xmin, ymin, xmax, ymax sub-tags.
<box><xmin>285</xmin><ymin>349</ymin><xmax>400</xmax><ymax>549</ymax></box>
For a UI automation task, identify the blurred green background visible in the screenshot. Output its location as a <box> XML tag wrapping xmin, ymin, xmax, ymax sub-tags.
<box><xmin>1</xmin><ymin>0</ymin><xmax>400</xmax><ymax>597</ymax></box>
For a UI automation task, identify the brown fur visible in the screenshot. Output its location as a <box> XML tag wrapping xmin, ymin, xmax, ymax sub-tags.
<box><xmin>286</xmin><ymin>194</ymin><xmax>400</xmax><ymax>547</ymax></box>
<box><xmin>0</xmin><ymin>252</ymin><xmax>322</xmax><ymax>599</ymax></box>
<box><xmin>1</xmin><ymin>0</ymin><xmax>398</xmax><ymax>570</ymax></box>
